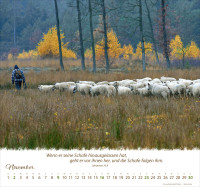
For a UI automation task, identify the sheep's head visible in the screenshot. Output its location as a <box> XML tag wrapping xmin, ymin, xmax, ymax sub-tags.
<box><xmin>38</xmin><ymin>85</ymin><xmax>42</xmax><ymax>90</ymax></box>
<box><xmin>186</xmin><ymin>88</ymin><xmax>191</xmax><ymax>96</ymax></box>
<box><xmin>52</xmin><ymin>86</ymin><xmax>56</xmax><ymax>91</ymax></box>
<box><xmin>147</xmin><ymin>83</ymin><xmax>152</xmax><ymax>90</ymax></box>
<box><xmin>73</xmin><ymin>85</ymin><xmax>77</xmax><ymax>94</ymax></box>
<box><xmin>89</xmin><ymin>87</ymin><xmax>92</xmax><ymax>96</ymax></box>
<box><xmin>129</xmin><ymin>85</ymin><xmax>134</xmax><ymax>91</ymax></box>
<box><xmin>113</xmin><ymin>81</ymin><xmax>119</xmax><ymax>89</ymax></box>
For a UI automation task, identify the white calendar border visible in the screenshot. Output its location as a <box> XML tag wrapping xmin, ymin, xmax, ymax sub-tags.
<box><xmin>0</xmin><ymin>148</ymin><xmax>200</xmax><ymax>187</ymax></box>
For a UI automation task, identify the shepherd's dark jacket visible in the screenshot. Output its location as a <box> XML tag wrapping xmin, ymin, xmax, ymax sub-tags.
<box><xmin>11</xmin><ymin>65</ymin><xmax>25</xmax><ymax>84</ymax></box>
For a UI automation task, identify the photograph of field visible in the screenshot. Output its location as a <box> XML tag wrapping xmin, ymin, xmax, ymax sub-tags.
<box><xmin>0</xmin><ymin>0</ymin><xmax>200</xmax><ymax>150</ymax></box>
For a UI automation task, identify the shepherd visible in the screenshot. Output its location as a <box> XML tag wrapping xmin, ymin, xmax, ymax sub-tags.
<box><xmin>11</xmin><ymin>65</ymin><xmax>26</xmax><ymax>90</ymax></box>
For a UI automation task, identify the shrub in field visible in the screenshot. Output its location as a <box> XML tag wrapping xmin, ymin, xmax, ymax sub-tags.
<box><xmin>7</xmin><ymin>53</ymin><xmax>14</xmax><ymax>61</ymax></box>
<box><xmin>17</xmin><ymin>50</ymin><xmax>38</xmax><ymax>60</ymax></box>
<box><xmin>95</xmin><ymin>29</ymin><xmax>122</xmax><ymax>60</ymax></box>
<box><xmin>134</xmin><ymin>42</ymin><xmax>154</xmax><ymax>60</ymax></box>
<box><xmin>185</xmin><ymin>41</ymin><xmax>200</xmax><ymax>59</ymax></box>
<box><xmin>122</xmin><ymin>44</ymin><xmax>134</xmax><ymax>60</ymax></box>
<box><xmin>169</xmin><ymin>35</ymin><xmax>186</xmax><ymax>60</ymax></box>
<box><xmin>37</xmin><ymin>26</ymin><xmax>77</xmax><ymax>59</ymax></box>
<box><xmin>85</xmin><ymin>48</ymin><xmax>92</xmax><ymax>59</ymax></box>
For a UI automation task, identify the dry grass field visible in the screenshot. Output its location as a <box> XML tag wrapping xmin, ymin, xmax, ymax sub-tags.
<box><xmin>0</xmin><ymin>60</ymin><xmax>200</xmax><ymax>149</ymax></box>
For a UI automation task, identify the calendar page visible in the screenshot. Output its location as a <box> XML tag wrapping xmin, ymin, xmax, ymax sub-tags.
<box><xmin>0</xmin><ymin>149</ymin><xmax>199</xmax><ymax>187</ymax></box>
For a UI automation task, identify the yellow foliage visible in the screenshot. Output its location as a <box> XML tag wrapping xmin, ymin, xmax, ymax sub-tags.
<box><xmin>185</xmin><ymin>41</ymin><xmax>200</xmax><ymax>59</ymax></box>
<box><xmin>135</xmin><ymin>42</ymin><xmax>153</xmax><ymax>59</ymax></box>
<box><xmin>85</xmin><ymin>48</ymin><xmax>92</xmax><ymax>59</ymax></box>
<box><xmin>169</xmin><ymin>35</ymin><xmax>186</xmax><ymax>60</ymax></box>
<box><xmin>122</xmin><ymin>44</ymin><xmax>134</xmax><ymax>60</ymax></box>
<box><xmin>17</xmin><ymin>50</ymin><xmax>38</xmax><ymax>60</ymax></box>
<box><xmin>95</xmin><ymin>29</ymin><xmax>122</xmax><ymax>60</ymax></box>
<box><xmin>8</xmin><ymin>53</ymin><xmax>13</xmax><ymax>60</ymax></box>
<box><xmin>37</xmin><ymin>26</ymin><xmax>77</xmax><ymax>59</ymax></box>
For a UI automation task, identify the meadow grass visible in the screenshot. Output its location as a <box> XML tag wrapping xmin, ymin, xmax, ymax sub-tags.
<box><xmin>0</xmin><ymin>89</ymin><xmax>199</xmax><ymax>149</ymax></box>
<box><xmin>0</xmin><ymin>61</ymin><xmax>200</xmax><ymax>149</ymax></box>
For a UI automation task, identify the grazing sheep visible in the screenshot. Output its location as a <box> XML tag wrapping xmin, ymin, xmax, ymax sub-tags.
<box><xmin>151</xmin><ymin>78</ymin><xmax>162</xmax><ymax>84</ymax></box>
<box><xmin>55</xmin><ymin>82</ymin><xmax>70</xmax><ymax>91</ymax></box>
<box><xmin>194</xmin><ymin>79</ymin><xmax>200</xmax><ymax>84</ymax></box>
<box><xmin>38</xmin><ymin>85</ymin><xmax>56</xmax><ymax>92</ymax></box>
<box><xmin>119</xmin><ymin>80</ymin><xmax>136</xmax><ymax>86</ymax></box>
<box><xmin>186</xmin><ymin>85</ymin><xmax>194</xmax><ymax>96</ymax></box>
<box><xmin>65</xmin><ymin>85</ymin><xmax>76</xmax><ymax>94</ymax></box>
<box><xmin>109</xmin><ymin>81</ymin><xmax>120</xmax><ymax>87</ymax></box>
<box><xmin>171</xmin><ymin>83</ymin><xmax>186</xmax><ymax>96</ymax></box>
<box><xmin>192</xmin><ymin>83</ymin><xmax>200</xmax><ymax>97</ymax></box>
<box><xmin>105</xmin><ymin>85</ymin><xmax>117</xmax><ymax>96</ymax></box>
<box><xmin>129</xmin><ymin>82</ymin><xmax>146</xmax><ymax>94</ymax></box>
<box><xmin>73</xmin><ymin>83</ymin><xmax>91</xmax><ymax>95</ymax></box>
<box><xmin>97</xmin><ymin>81</ymin><xmax>109</xmax><ymax>85</ymax></box>
<box><xmin>137</xmin><ymin>86</ymin><xmax>151</xmax><ymax>96</ymax></box>
<box><xmin>117</xmin><ymin>86</ymin><xmax>132</xmax><ymax>96</ymax></box>
<box><xmin>77</xmin><ymin>81</ymin><xmax>95</xmax><ymax>85</ymax></box>
<box><xmin>136</xmin><ymin>77</ymin><xmax>152</xmax><ymax>83</ymax></box>
<box><xmin>160</xmin><ymin>76</ymin><xmax>176</xmax><ymax>82</ymax></box>
<box><xmin>178</xmin><ymin>79</ymin><xmax>193</xmax><ymax>87</ymax></box>
<box><xmin>148</xmin><ymin>83</ymin><xmax>170</xmax><ymax>99</ymax></box>
<box><xmin>90</xmin><ymin>85</ymin><xmax>108</xmax><ymax>97</ymax></box>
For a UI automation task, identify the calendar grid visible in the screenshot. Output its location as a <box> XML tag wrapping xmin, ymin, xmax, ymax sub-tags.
<box><xmin>0</xmin><ymin>149</ymin><xmax>199</xmax><ymax>187</ymax></box>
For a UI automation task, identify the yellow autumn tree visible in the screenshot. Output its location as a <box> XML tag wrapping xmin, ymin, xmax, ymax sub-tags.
<box><xmin>185</xmin><ymin>41</ymin><xmax>200</xmax><ymax>59</ymax></box>
<box><xmin>169</xmin><ymin>35</ymin><xmax>186</xmax><ymax>60</ymax></box>
<box><xmin>17</xmin><ymin>50</ymin><xmax>38</xmax><ymax>60</ymax></box>
<box><xmin>8</xmin><ymin>53</ymin><xmax>13</xmax><ymax>61</ymax></box>
<box><xmin>122</xmin><ymin>44</ymin><xmax>134</xmax><ymax>60</ymax></box>
<box><xmin>37</xmin><ymin>26</ymin><xmax>77</xmax><ymax>59</ymax></box>
<box><xmin>134</xmin><ymin>42</ymin><xmax>153</xmax><ymax>59</ymax></box>
<box><xmin>85</xmin><ymin>48</ymin><xmax>92</xmax><ymax>59</ymax></box>
<box><xmin>95</xmin><ymin>29</ymin><xmax>122</xmax><ymax>60</ymax></box>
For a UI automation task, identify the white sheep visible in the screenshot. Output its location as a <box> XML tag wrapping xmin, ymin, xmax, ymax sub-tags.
<box><xmin>97</xmin><ymin>81</ymin><xmax>109</xmax><ymax>85</ymax></box>
<box><xmin>38</xmin><ymin>85</ymin><xmax>56</xmax><ymax>92</ymax></box>
<box><xmin>117</xmin><ymin>86</ymin><xmax>132</xmax><ymax>96</ymax></box>
<box><xmin>77</xmin><ymin>81</ymin><xmax>95</xmax><ymax>85</ymax></box>
<box><xmin>192</xmin><ymin>83</ymin><xmax>200</xmax><ymax>97</ymax></box>
<box><xmin>119</xmin><ymin>80</ymin><xmax>136</xmax><ymax>86</ymax></box>
<box><xmin>160</xmin><ymin>76</ymin><xmax>176</xmax><ymax>82</ymax></box>
<box><xmin>171</xmin><ymin>83</ymin><xmax>186</xmax><ymax>96</ymax></box>
<box><xmin>65</xmin><ymin>85</ymin><xmax>76</xmax><ymax>94</ymax></box>
<box><xmin>109</xmin><ymin>81</ymin><xmax>120</xmax><ymax>87</ymax></box>
<box><xmin>178</xmin><ymin>79</ymin><xmax>193</xmax><ymax>87</ymax></box>
<box><xmin>129</xmin><ymin>82</ymin><xmax>146</xmax><ymax>94</ymax></box>
<box><xmin>90</xmin><ymin>85</ymin><xmax>108</xmax><ymax>97</ymax></box>
<box><xmin>148</xmin><ymin>83</ymin><xmax>170</xmax><ymax>99</ymax></box>
<box><xmin>55</xmin><ymin>82</ymin><xmax>72</xmax><ymax>91</ymax></box>
<box><xmin>137</xmin><ymin>86</ymin><xmax>151</xmax><ymax>96</ymax></box>
<box><xmin>105</xmin><ymin>85</ymin><xmax>117</xmax><ymax>96</ymax></box>
<box><xmin>73</xmin><ymin>83</ymin><xmax>91</xmax><ymax>95</ymax></box>
<box><xmin>186</xmin><ymin>85</ymin><xmax>194</xmax><ymax>96</ymax></box>
<box><xmin>150</xmin><ymin>78</ymin><xmax>162</xmax><ymax>84</ymax></box>
<box><xmin>194</xmin><ymin>79</ymin><xmax>200</xmax><ymax>84</ymax></box>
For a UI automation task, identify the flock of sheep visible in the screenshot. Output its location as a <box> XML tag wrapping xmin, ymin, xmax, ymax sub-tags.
<box><xmin>38</xmin><ymin>76</ymin><xmax>200</xmax><ymax>99</ymax></box>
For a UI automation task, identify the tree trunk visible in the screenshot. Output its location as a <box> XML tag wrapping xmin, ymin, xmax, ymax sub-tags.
<box><xmin>88</xmin><ymin>0</ymin><xmax>96</xmax><ymax>73</ymax></box>
<box><xmin>76</xmin><ymin>0</ymin><xmax>85</xmax><ymax>71</ymax></box>
<box><xmin>13</xmin><ymin>0</ymin><xmax>16</xmax><ymax>47</ymax></box>
<box><xmin>101</xmin><ymin>0</ymin><xmax>109</xmax><ymax>73</ymax></box>
<box><xmin>161</xmin><ymin>0</ymin><xmax>170</xmax><ymax>69</ymax></box>
<box><xmin>54</xmin><ymin>0</ymin><xmax>64</xmax><ymax>71</ymax></box>
<box><xmin>139</xmin><ymin>0</ymin><xmax>146</xmax><ymax>72</ymax></box>
<box><xmin>144</xmin><ymin>0</ymin><xmax>160</xmax><ymax>65</ymax></box>
<box><xmin>182</xmin><ymin>51</ymin><xmax>185</xmax><ymax>68</ymax></box>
